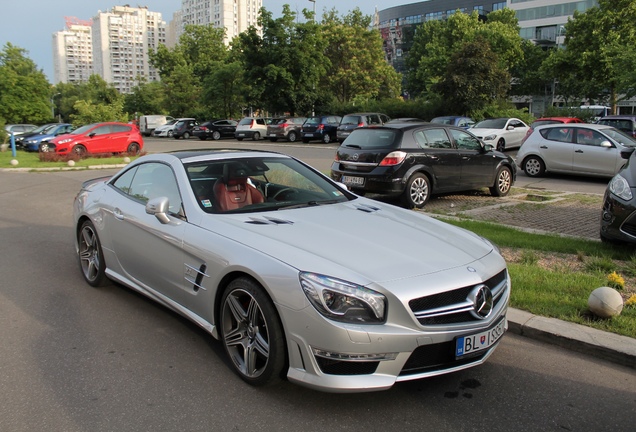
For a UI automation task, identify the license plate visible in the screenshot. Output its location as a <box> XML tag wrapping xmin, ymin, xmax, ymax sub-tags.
<box><xmin>237</xmin><ymin>133</ymin><xmax>245</xmax><ymax>137</ymax></box>
<box><xmin>269</xmin><ymin>133</ymin><xmax>276</xmax><ymax>137</ymax></box>
<box><xmin>305</xmin><ymin>133</ymin><xmax>313</xmax><ymax>137</ymax></box>
<box><xmin>455</xmin><ymin>318</ymin><xmax>505</xmax><ymax>358</ymax></box>
<box><xmin>341</xmin><ymin>176</ymin><xmax>365</xmax><ymax>186</ymax></box>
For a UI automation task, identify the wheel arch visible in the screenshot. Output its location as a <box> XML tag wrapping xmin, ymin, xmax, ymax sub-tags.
<box><xmin>402</xmin><ymin>164</ymin><xmax>436</xmax><ymax>191</ymax></box>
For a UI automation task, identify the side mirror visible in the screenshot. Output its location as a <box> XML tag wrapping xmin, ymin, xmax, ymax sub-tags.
<box><xmin>600</xmin><ymin>140</ymin><xmax>612</xmax><ymax>148</ymax></box>
<box><xmin>620</xmin><ymin>147</ymin><xmax>635</xmax><ymax>160</ymax></box>
<box><xmin>146</xmin><ymin>197</ymin><xmax>171</xmax><ymax>224</ymax></box>
<box><xmin>88</xmin><ymin>132</ymin><xmax>96</xmax><ymax>138</ymax></box>
<box><xmin>483</xmin><ymin>144</ymin><xmax>494</xmax><ymax>152</ymax></box>
<box><xmin>507</xmin><ymin>125</ymin><xmax>515</xmax><ymax>131</ymax></box>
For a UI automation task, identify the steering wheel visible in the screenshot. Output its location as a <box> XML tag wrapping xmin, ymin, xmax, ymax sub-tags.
<box><xmin>271</xmin><ymin>187</ymin><xmax>297</xmax><ymax>201</ymax></box>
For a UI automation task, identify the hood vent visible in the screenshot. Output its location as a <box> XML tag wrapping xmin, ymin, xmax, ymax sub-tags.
<box><xmin>245</xmin><ymin>216</ymin><xmax>294</xmax><ymax>225</ymax></box>
<box><xmin>354</xmin><ymin>203</ymin><xmax>381</xmax><ymax>213</ymax></box>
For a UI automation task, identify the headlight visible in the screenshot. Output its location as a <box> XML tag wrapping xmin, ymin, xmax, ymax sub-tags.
<box><xmin>59</xmin><ymin>138</ymin><xmax>73</xmax><ymax>144</ymax></box>
<box><xmin>299</xmin><ymin>272</ymin><xmax>386</xmax><ymax>323</ymax></box>
<box><xmin>609</xmin><ymin>174</ymin><xmax>633</xmax><ymax>201</ymax></box>
<box><xmin>484</xmin><ymin>134</ymin><xmax>496</xmax><ymax>141</ymax></box>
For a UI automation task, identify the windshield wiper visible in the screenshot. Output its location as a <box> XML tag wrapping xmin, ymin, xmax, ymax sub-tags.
<box><xmin>275</xmin><ymin>199</ymin><xmax>342</xmax><ymax>210</ymax></box>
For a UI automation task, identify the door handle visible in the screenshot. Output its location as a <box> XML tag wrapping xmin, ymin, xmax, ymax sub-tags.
<box><xmin>575</xmin><ymin>150</ymin><xmax>584</xmax><ymax>153</ymax></box>
<box><xmin>539</xmin><ymin>145</ymin><xmax>548</xmax><ymax>149</ymax></box>
<box><xmin>114</xmin><ymin>208</ymin><xmax>124</xmax><ymax>220</ymax></box>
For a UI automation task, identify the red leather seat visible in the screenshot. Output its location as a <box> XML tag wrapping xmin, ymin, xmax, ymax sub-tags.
<box><xmin>213</xmin><ymin>164</ymin><xmax>264</xmax><ymax>212</ymax></box>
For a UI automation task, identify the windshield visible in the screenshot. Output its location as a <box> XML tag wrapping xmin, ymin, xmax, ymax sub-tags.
<box><xmin>186</xmin><ymin>156</ymin><xmax>352</xmax><ymax>214</ymax></box>
<box><xmin>71</xmin><ymin>124</ymin><xmax>98</xmax><ymax>135</ymax></box>
<box><xmin>31</xmin><ymin>124</ymin><xmax>54</xmax><ymax>134</ymax></box>
<box><xmin>601</xmin><ymin>127</ymin><xmax>636</xmax><ymax>147</ymax></box>
<box><xmin>474</xmin><ymin>119</ymin><xmax>507</xmax><ymax>129</ymax></box>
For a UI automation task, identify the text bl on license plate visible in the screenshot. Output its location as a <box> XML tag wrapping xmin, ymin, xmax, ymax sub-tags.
<box><xmin>455</xmin><ymin>318</ymin><xmax>505</xmax><ymax>358</ymax></box>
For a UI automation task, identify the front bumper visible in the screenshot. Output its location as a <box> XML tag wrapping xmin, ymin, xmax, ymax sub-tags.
<box><xmin>281</xmin><ymin>266</ymin><xmax>510</xmax><ymax>392</ymax></box>
<box><xmin>600</xmin><ymin>190</ymin><xmax>636</xmax><ymax>244</ymax></box>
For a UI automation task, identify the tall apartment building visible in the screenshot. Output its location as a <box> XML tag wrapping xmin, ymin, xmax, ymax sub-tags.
<box><xmin>52</xmin><ymin>17</ymin><xmax>93</xmax><ymax>85</ymax></box>
<box><xmin>91</xmin><ymin>5</ymin><xmax>166</xmax><ymax>93</ymax></box>
<box><xmin>178</xmin><ymin>0</ymin><xmax>262</xmax><ymax>44</ymax></box>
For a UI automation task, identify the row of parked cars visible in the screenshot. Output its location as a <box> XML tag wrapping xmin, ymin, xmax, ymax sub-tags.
<box><xmin>8</xmin><ymin>122</ymin><xmax>143</xmax><ymax>156</ymax></box>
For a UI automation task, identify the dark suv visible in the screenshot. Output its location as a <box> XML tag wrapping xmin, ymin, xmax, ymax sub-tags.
<box><xmin>301</xmin><ymin>115</ymin><xmax>342</xmax><ymax>143</ymax></box>
<box><xmin>598</xmin><ymin>115</ymin><xmax>636</xmax><ymax>138</ymax></box>
<box><xmin>172</xmin><ymin>118</ymin><xmax>199</xmax><ymax>139</ymax></box>
<box><xmin>266</xmin><ymin>117</ymin><xmax>306</xmax><ymax>142</ymax></box>
<box><xmin>330</xmin><ymin>123</ymin><xmax>516</xmax><ymax>208</ymax></box>
<box><xmin>336</xmin><ymin>112</ymin><xmax>390</xmax><ymax>143</ymax></box>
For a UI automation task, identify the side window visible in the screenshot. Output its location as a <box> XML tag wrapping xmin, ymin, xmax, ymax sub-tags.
<box><xmin>450</xmin><ymin>129</ymin><xmax>482</xmax><ymax>150</ymax></box>
<box><xmin>112</xmin><ymin>125</ymin><xmax>131</xmax><ymax>133</ymax></box>
<box><xmin>256</xmin><ymin>119</ymin><xmax>265</xmax><ymax>125</ymax></box>
<box><xmin>545</xmin><ymin>127</ymin><xmax>573</xmax><ymax>143</ymax></box>
<box><xmin>92</xmin><ymin>125</ymin><xmax>111</xmax><ymax>136</ymax></box>
<box><xmin>576</xmin><ymin>129</ymin><xmax>608</xmax><ymax>147</ymax></box>
<box><xmin>368</xmin><ymin>115</ymin><xmax>381</xmax><ymax>125</ymax></box>
<box><xmin>112</xmin><ymin>167</ymin><xmax>138</xmax><ymax>196</ymax></box>
<box><xmin>415</xmin><ymin>128</ymin><xmax>452</xmax><ymax>149</ymax></box>
<box><xmin>120</xmin><ymin>163</ymin><xmax>183</xmax><ymax>214</ymax></box>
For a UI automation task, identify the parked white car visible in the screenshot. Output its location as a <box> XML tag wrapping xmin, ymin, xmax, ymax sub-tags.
<box><xmin>234</xmin><ymin>117</ymin><xmax>270</xmax><ymax>141</ymax></box>
<box><xmin>152</xmin><ymin>119</ymin><xmax>178</xmax><ymax>137</ymax></box>
<box><xmin>471</xmin><ymin>118</ymin><xmax>530</xmax><ymax>151</ymax></box>
<box><xmin>517</xmin><ymin>123</ymin><xmax>636</xmax><ymax>178</ymax></box>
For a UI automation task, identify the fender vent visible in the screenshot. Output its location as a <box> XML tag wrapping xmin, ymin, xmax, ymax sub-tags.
<box><xmin>354</xmin><ymin>204</ymin><xmax>381</xmax><ymax>213</ymax></box>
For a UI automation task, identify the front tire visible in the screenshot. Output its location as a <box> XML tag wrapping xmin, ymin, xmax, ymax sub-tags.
<box><xmin>401</xmin><ymin>173</ymin><xmax>431</xmax><ymax>209</ymax></box>
<box><xmin>78</xmin><ymin>220</ymin><xmax>109</xmax><ymax>287</ymax></box>
<box><xmin>220</xmin><ymin>277</ymin><xmax>286</xmax><ymax>386</ymax></box>
<box><xmin>490</xmin><ymin>166</ymin><xmax>512</xmax><ymax>196</ymax></box>
<box><xmin>72</xmin><ymin>144</ymin><xmax>87</xmax><ymax>157</ymax></box>
<box><xmin>497</xmin><ymin>138</ymin><xmax>506</xmax><ymax>152</ymax></box>
<box><xmin>523</xmin><ymin>156</ymin><xmax>546</xmax><ymax>178</ymax></box>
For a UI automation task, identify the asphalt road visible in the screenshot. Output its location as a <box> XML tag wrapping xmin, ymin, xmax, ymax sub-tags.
<box><xmin>0</xmin><ymin>148</ymin><xmax>633</xmax><ymax>431</ymax></box>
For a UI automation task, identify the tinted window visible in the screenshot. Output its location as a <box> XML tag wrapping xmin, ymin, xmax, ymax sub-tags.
<box><xmin>116</xmin><ymin>163</ymin><xmax>182</xmax><ymax>214</ymax></box>
<box><xmin>341</xmin><ymin>115</ymin><xmax>361</xmax><ymax>125</ymax></box>
<box><xmin>474</xmin><ymin>119</ymin><xmax>507</xmax><ymax>129</ymax></box>
<box><xmin>344</xmin><ymin>129</ymin><xmax>399</xmax><ymax>148</ymax></box>
<box><xmin>415</xmin><ymin>128</ymin><xmax>451</xmax><ymax>149</ymax></box>
<box><xmin>238</xmin><ymin>118</ymin><xmax>252</xmax><ymax>126</ymax></box>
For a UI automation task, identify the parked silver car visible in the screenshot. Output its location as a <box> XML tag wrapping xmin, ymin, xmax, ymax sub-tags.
<box><xmin>517</xmin><ymin>123</ymin><xmax>636</xmax><ymax>178</ymax></box>
<box><xmin>73</xmin><ymin>150</ymin><xmax>510</xmax><ymax>392</ymax></box>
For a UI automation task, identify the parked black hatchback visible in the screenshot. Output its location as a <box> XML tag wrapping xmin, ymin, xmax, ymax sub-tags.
<box><xmin>330</xmin><ymin>123</ymin><xmax>516</xmax><ymax>208</ymax></box>
<box><xmin>336</xmin><ymin>112</ymin><xmax>390</xmax><ymax>143</ymax></box>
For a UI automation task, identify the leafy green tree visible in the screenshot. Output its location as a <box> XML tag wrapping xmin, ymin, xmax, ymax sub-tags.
<box><xmin>202</xmin><ymin>61</ymin><xmax>246</xmax><ymax>119</ymax></box>
<box><xmin>70</xmin><ymin>99</ymin><xmax>128</xmax><ymax>126</ymax></box>
<box><xmin>53</xmin><ymin>75</ymin><xmax>124</xmax><ymax>124</ymax></box>
<box><xmin>235</xmin><ymin>6</ymin><xmax>325</xmax><ymax>115</ymax></box>
<box><xmin>321</xmin><ymin>9</ymin><xmax>401</xmax><ymax>104</ymax></box>
<box><xmin>124</xmin><ymin>79</ymin><xmax>167</xmax><ymax>117</ymax></box>
<box><xmin>0</xmin><ymin>43</ymin><xmax>52</xmax><ymax>124</ymax></box>
<box><xmin>162</xmin><ymin>63</ymin><xmax>201</xmax><ymax>118</ymax></box>
<box><xmin>405</xmin><ymin>9</ymin><xmax>523</xmax><ymax>98</ymax></box>
<box><xmin>433</xmin><ymin>38</ymin><xmax>511</xmax><ymax>115</ymax></box>
<box><xmin>547</xmin><ymin>0</ymin><xmax>636</xmax><ymax>112</ymax></box>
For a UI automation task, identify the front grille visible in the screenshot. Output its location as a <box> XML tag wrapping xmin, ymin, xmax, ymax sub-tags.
<box><xmin>409</xmin><ymin>270</ymin><xmax>508</xmax><ymax>326</ymax></box>
<box><xmin>315</xmin><ymin>357</ymin><xmax>380</xmax><ymax>376</ymax></box>
<box><xmin>399</xmin><ymin>341</ymin><xmax>488</xmax><ymax>376</ymax></box>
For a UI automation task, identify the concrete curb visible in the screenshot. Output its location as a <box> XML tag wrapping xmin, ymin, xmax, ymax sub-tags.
<box><xmin>507</xmin><ymin>308</ymin><xmax>636</xmax><ymax>369</ymax></box>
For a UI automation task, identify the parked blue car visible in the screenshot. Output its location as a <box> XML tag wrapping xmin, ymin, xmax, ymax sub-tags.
<box><xmin>22</xmin><ymin>123</ymin><xmax>74</xmax><ymax>152</ymax></box>
<box><xmin>430</xmin><ymin>116</ymin><xmax>475</xmax><ymax>129</ymax></box>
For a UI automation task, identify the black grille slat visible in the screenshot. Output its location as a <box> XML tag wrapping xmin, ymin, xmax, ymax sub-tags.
<box><xmin>399</xmin><ymin>341</ymin><xmax>489</xmax><ymax>376</ymax></box>
<box><xmin>315</xmin><ymin>357</ymin><xmax>379</xmax><ymax>375</ymax></box>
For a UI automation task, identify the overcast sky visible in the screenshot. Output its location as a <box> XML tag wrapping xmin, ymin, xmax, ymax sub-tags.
<box><xmin>0</xmin><ymin>1</ymin><xmax>406</xmax><ymax>83</ymax></box>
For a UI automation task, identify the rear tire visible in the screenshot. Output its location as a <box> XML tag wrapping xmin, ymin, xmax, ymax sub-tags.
<box><xmin>183</xmin><ymin>132</ymin><xmax>190</xmax><ymax>140</ymax></box>
<box><xmin>322</xmin><ymin>134</ymin><xmax>332</xmax><ymax>144</ymax></box>
<box><xmin>127</xmin><ymin>142</ymin><xmax>140</xmax><ymax>155</ymax></box>
<box><xmin>252</xmin><ymin>132</ymin><xmax>261</xmax><ymax>141</ymax></box>
<box><xmin>212</xmin><ymin>131</ymin><xmax>221</xmax><ymax>140</ymax></box>
<box><xmin>401</xmin><ymin>173</ymin><xmax>431</xmax><ymax>209</ymax></box>
<box><xmin>287</xmin><ymin>131</ymin><xmax>298</xmax><ymax>142</ymax></box>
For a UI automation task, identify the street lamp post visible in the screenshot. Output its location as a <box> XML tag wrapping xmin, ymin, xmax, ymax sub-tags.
<box><xmin>308</xmin><ymin>0</ymin><xmax>316</xmax><ymax>21</ymax></box>
<box><xmin>50</xmin><ymin>92</ymin><xmax>61</xmax><ymax>121</ymax></box>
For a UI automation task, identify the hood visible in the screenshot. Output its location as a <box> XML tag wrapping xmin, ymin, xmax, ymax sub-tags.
<box><xmin>196</xmin><ymin>200</ymin><xmax>494</xmax><ymax>285</ymax></box>
<box><xmin>470</xmin><ymin>128</ymin><xmax>502</xmax><ymax>138</ymax></box>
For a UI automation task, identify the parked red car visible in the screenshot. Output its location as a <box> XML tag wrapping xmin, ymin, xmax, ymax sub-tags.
<box><xmin>43</xmin><ymin>122</ymin><xmax>143</xmax><ymax>156</ymax></box>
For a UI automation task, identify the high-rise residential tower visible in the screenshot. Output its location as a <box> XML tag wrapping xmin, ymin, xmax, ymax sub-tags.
<box><xmin>52</xmin><ymin>17</ymin><xmax>93</xmax><ymax>85</ymax></box>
